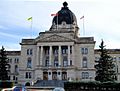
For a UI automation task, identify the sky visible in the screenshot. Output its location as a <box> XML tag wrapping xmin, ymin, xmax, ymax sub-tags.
<box><xmin>0</xmin><ymin>0</ymin><xmax>120</xmax><ymax>50</ymax></box>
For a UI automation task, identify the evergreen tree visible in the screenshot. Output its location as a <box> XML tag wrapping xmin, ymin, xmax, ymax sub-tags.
<box><xmin>95</xmin><ymin>40</ymin><xmax>116</xmax><ymax>82</ymax></box>
<box><xmin>0</xmin><ymin>46</ymin><xmax>9</xmax><ymax>80</ymax></box>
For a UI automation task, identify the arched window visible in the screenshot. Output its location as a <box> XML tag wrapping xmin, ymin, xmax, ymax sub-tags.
<box><xmin>27</xmin><ymin>57</ymin><xmax>32</xmax><ymax>68</ymax></box>
<box><xmin>82</xmin><ymin>57</ymin><xmax>87</xmax><ymax>68</ymax></box>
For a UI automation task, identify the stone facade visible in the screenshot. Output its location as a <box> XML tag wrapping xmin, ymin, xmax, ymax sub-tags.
<box><xmin>5</xmin><ymin>2</ymin><xmax>120</xmax><ymax>85</ymax></box>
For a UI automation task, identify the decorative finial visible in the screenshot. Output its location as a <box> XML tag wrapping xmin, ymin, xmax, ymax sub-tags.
<box><xmin>63</xmin><ymin>1</ymin><xmax>68</xmax><ymax>7</ymax></box>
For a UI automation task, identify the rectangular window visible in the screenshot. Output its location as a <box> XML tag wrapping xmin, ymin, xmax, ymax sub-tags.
<box><xmin>29</xmin><ymin>72</ymin><xmax>32</xmax><ymax>78</ymax></box>
<box><xmin>62</xmin><ymin>48</ymin><xmax>68</xmax><ymax>54</ymax></box>
<box><xmin>83</xmin><ymin>61</ymin><xmax>87</xmax><ymax>68</ymax></box>
<box><xmin>81</xmin><ymin>48</ymin><xmax>84</xmax><ymax>54</ymax></box>
<box><xmin>45</xmin><ymin>60</ymin><xmax>49</xmax><ymax>67</ymax></box>
<box><xmin>30</xmin><ymin>49</ymin><xmax>33</xmax><ymax>55</ymax></box>
<box><xmin>8</xmin><ymin>58</ymin><xmax>12</xmax><ymax>63</ymax></box>
<box><xmin>27</xmin><ymin>49</ymin><xmax>29</xmax><ymax>55</ymax></box>
<box><xmin>63</xmin><ymin>60</ymin><xmax>68</xmax><ymax>67</ymax></box>
<box><xmin>16</xmin><ymin>77</ymin><xmax>18</xmax><ymax>81</ymax></box>
<box><xmin>27</xmin><ymin>49</ymin><xmax>33</xmax><ymax>55</ymax></box>
<box><xmin>27</xmin><ymin>57</ymin><xmax>32</xmax><ymax>68</ymax></box>
<box><xmin>14</xmin><ymin>58</ymin><xmax>19</xmax><ymax>63</ymax></box>
<box><xmin>85</xmin><ymin>48</ymin><xmax>88</xmax><ymax>54</ymax></box>
<box><xmin>81</xmin><ymin>48</ymin><xmax>88</xmax><ymax>55</ymax></box>
<box><xmin>26</xmin><ymin>72</ymin><xmax>32</xmax><ymax>79</ymax></box>
<box><xmin>54</xmin><ymin>61</ymin><xmax>58</xmax><ymax>67</ymax></box>
<box><xmin>26</xmin><ymin>72</ymin><xmax>28</xmax><ymax>78</ymax></box>
<box><xmin>82</xmin><ymin>72</ymin><xmax>89</xmax><ymax>79</ymax></box>
<box><xmin>13</xmin><ymin>76</ymin><xmax>16</xmax><ymax>80</ymax></box>
<box><xmin>70</xmin><ymin>60</ymin><xmax>72</xmax><ymax>66</ymax></box>
<box><xmin>70</xmin><ymin>46</ymin><xmax>72</xmax><ymax>54</ymax></box>
<box><xmin>82</xmin><ymin>57</ymin><xmax>87</xmax><ymax>68</ymax></box>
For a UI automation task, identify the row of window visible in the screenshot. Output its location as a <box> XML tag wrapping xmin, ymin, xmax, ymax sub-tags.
<box><xmin>45</xmin><ymin>56</ymin><xmax>88</xmax><ymax>68</ymax></box>
<box><xmin>45</xmin><ymin>47</ymin><xmax>88</xmax><ymax>55</ymax></box>
<box><xmin>8</xmin><ymin>75</ymin><xmax>18</xmax><ymax>81</ymax></box>
<box><xmin>8</xmin><ymin>58</ymin><xmax>19</xmax><ymax>63</ymax></box>
<box><xmin>8</xmin><ymin>65</ymin><xmax>19</xmax><ymax>73</ymax></box>
<box><xmin>26</xmin><ymin>47</ymin><xmax>88</xmax><ymax>55</ymax></box>
<box><xmin>48</xmin><ymin>72</ymin><xmax>61</xmax><ymax>75</ymax></box>
<box><xmin>45</xmin><ymin>48</ymin><xmax>72</xmax><ymax>55</ymax></box>
<box><xmin>24</xmin><ymin>72</ymin><xmax>90</xmax><ymax>79</ymax></box>
<box><xmin>13</xmin><ymin>56</ymin><xmax>87</xmax><ymax>69</ymax></box>
<box><xmin>45</xmin><ymin>60</ymin><xmax>72</xmax><ymax>67</ymax></box>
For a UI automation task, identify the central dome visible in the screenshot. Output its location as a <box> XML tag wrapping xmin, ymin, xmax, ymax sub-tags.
<box><xmin>52</xmin><ymin>2</ymin><xmax>77</xmax><ymax>25</ymax></box>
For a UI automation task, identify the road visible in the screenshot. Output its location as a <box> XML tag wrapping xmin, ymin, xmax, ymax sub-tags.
<box><xmin>27</xmin><ymin>88</ymin><xmax>52</xmax><ymax>91</ymax></box>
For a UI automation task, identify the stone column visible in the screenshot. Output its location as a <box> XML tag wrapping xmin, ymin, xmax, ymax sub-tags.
<box><xmin>49</xmin><ymin>46</ymin><xmax>52</xmax><ymax>66</ymax></box>
<box><xmin>40</xmin><ymin>46</ymin><xmax>43</xmax><ymax>66</ymax></box>
<box><xmin>72</xmin><ymin>45</ymin><xmax>74</xmax><ymax>65</ymax></box>
<box><xmin>37</xmin><ymin>46</ymin><xmax>40</xmax><ymax>65</ymax></box>
<box><xmin>58</xmin><ymin>46</ymin><xmax>61</xmax><ymax>66</ymax></box>
<box><xmin>68</xmin><ymin>45</ymin><xmax>70</xmax><ymax>66</ymax></box>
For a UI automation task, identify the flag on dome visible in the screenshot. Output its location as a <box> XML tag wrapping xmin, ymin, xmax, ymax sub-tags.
<box><xmin>51</xmin><ymin>13</ymin><xmax>58</xmax><ymax>16</ymax></box>
<box><xmin>80</xmin><ymin>16</ymin><xmax>84</xmax><ymax>19</ymax></box>
<box><xmin>27</xmin><ymin>17</ymin><xmax>32</xmax><ymax>21</ymax></box>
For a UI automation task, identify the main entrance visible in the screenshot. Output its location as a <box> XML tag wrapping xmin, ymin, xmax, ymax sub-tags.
<box><xmin>52</xmin><ymin>72</ymin><xmax>57</xmax><ymax>80</ymax></box>
<box><xmin>62</xmin><ymin>72</ymin><xmax>67</xmax><ymax>80</ymax></box>
<box><xmin>43</xmin><ymin>72</ymin><xmax>48</xmax><ymax>80</ymax></box>
<box><xmin>43</xmin><ymin>71</ymin><xmax>67</xmax><ymax>80</ymax></box>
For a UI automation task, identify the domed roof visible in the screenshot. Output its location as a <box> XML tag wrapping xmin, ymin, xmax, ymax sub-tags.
<box><xmin>52</xmin><ymin>2</ymin><xmax>77</xmax><ymax>25</ymax></box>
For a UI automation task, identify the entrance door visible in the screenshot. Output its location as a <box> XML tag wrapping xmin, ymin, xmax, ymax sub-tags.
<box><xmin>52</xmin><ymin>72</ymin><xmax>57</xmax><ymax>80</ymax></box>
<box><xmin>62</xmin><ymin>72</ymin><xmax>67</xmax><ymax>80</ymax></box>
<box><xmin>43</xmin><ymin>72</ymin><xmax>48</xmax><ymax>80</ymax></box>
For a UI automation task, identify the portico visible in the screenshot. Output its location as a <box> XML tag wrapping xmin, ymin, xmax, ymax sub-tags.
<box><xmin>36</xmin><ymin>42</ymin><xmax>74</xmax><ymax>67</ymax></box>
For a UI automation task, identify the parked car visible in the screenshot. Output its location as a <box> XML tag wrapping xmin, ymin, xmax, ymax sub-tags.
<box><xmin>53</xmin><ymin>87</ymin><xmax>65</xmax><ymax>91</ymax></box>
<box><xmin>13</xmin><ymin>86</ymin><xmax>27</xmax><ymax>91</ymax></box>
<box><xmin>2</xmin><ymin>86</ymin><xmax>16</xmax><ymax>91</ymax></box>
<box><xmin>2</xmin><ymin>86</ymin><xmax>27</xmax><ymax>91</ymax></box>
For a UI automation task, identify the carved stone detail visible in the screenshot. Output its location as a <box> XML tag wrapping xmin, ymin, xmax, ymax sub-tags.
<box><xmin>38</xmin><ymin>34</ymin><xmax>74</xmax><ymax>42</ymax></box>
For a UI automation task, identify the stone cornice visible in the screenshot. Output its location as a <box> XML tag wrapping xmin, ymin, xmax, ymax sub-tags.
<box><xmin>36</xmin><ymin>34</ymin><xmax>75</xmax><ymax>42</ymax></box>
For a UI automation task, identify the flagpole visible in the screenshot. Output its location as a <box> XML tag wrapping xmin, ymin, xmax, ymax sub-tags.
<box><xmin>80</xmin><ymin>15</ymin><xmax>85</xmax><ymax>36</ymax></box>
<box><xmin>31</xmin><ymin>18</ymin><xmax>33</xmax><ymax>38</ymax></box>
<box><xmin>27</xmin><ymin>17</ymin><xmax>33</xmax><ymax>38</ymax></box>
<box><xmin>83</xmin><ymin>17</ymin><xmax>85</xmax><ymax>36</ymax></box>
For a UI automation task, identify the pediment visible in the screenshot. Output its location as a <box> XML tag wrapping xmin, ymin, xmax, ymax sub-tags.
<box><xmin>37</xmin><ymin>34</ymin><xmax>74</xmax><ymax>42</ymax></box>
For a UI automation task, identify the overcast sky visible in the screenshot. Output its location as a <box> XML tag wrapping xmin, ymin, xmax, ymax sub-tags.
<box><xmin>0</xmin><ymin>0</ymin><xmax>120</xmax><ymax>50</ymax></box>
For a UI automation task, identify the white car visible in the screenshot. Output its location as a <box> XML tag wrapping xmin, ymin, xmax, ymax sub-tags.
<box><xmin>2</xmin><ymin>86</ymin><xmax>16</xmax><ymax>91</ymax></box>
<box><xmin>53</xmin><ymin>87</ymin><xmax>65</xmax><ymax>91</ymax></box>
